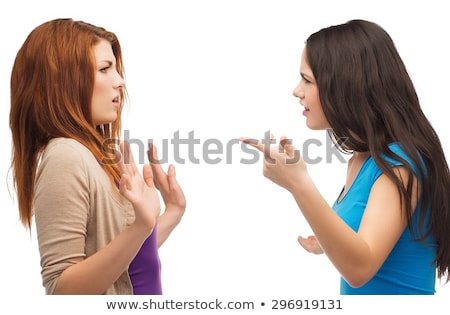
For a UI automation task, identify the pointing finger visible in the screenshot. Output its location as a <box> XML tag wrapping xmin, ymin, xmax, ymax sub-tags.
<box><xmin>240</xmin><ymin>137</ymin><xmax>264</xmax><ymax>152</ymax></box>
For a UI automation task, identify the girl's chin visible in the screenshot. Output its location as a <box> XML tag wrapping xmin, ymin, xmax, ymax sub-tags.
<box><xmin>305</xmin><ymin>118</ymin><xmax>331</xmax><ymax>131</ymax></box>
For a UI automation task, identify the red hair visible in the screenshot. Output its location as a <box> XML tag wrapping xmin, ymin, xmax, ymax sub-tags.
<box><xmin>10</xmin><ymin>18</ymin><xmax>126</xmax><ymax>228</ymax></box>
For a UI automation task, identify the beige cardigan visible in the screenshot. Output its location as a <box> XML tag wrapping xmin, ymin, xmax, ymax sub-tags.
<box><xmin>34</xmin><ymin>138</ymin><xmax>134</xmax><ymax>294</ymax></box>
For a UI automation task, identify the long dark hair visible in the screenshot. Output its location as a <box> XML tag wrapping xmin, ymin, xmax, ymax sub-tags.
<box><xmin>306</xmin><ymin>19</ymin><xmax>449</xmax><ymax>282</ymax></box>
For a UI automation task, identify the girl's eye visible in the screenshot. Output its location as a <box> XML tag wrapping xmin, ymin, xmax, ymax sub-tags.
<box><xmin>300</xmin><ymin>74</ymin><xmax>310</xmax><ymax>84</ymax></box>
<box><xmin>99</xmin><ymin>67</ymin><xmax>109</xmax><ymax>73</ymax></box>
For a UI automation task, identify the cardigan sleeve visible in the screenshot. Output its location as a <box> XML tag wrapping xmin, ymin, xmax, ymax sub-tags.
<box><xmin>34</xmin><ymin>139</ymin><xmax>91</xmax><ymax>294</ymax></box>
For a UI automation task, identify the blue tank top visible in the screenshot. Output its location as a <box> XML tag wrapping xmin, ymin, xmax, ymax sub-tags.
<box><xmin>333</xmin><ymin>143</ymin><xmax>436</xmax><ymax>294</ymax></box>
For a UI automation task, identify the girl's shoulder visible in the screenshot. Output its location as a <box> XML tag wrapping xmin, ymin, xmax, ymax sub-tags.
<box><xmin>43</xmin><ymin>138</ymin><xmax>93</xmax><ymax>159</ymax></box>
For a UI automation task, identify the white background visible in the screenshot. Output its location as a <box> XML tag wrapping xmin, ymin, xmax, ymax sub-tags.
<box><xmin>1</xmin><ymin>0</ymin><xmax>449</xmax><ymax>312</ymax></box>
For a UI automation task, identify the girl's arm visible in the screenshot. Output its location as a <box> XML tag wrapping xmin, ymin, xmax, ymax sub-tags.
<box><xmin>40</xmin><ymin>141</ymin><xmax>160</xmax><ymax>294</ymax></box>
<box><xmin>242</xmin><ymin>136</ymin><xmax>417</xmax><ymax>287</ymax></box>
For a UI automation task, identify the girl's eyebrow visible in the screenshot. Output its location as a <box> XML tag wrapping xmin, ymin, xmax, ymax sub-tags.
<box><xmin>97</xmin><ymin>60</ymin><xmax>113</xmax><ymax>66</ymax></box>
<box><xmin>300</xmin><ymin>72</ymin><xmax>314</xmax><ymax>81</ymax></box>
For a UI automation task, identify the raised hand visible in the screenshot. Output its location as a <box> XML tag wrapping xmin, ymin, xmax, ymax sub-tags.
<box><xmin>147</xmin><ymin>143</ymin><xmax>186</xmax><ymax>216</ymax></box>
<box><xmin>240</xmin><ymin>134</ymin><xmax>310</xmax><ymax>193</ymax></box>
<box><xmin>118</xmin><ymin>141</ymin><xmax>161</xmax><ymax>231</ymax></box>
<box><xmin>147</xmin><ymin>143</ymin><xmax>186</xmax><ymax>247</ymax></box>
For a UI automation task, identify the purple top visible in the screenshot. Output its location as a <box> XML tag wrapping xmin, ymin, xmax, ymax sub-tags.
<box><xmin>128</xmin><ymin>226</ymin><xmax>162</xmax><ymax>295</ymax></box>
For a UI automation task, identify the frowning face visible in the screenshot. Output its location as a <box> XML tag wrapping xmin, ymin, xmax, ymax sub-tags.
<box><xmin>292</xmin><ymin>46</ymin><xmax>330</xmax><ymax>130</ymax></box>
<box><xmin>91</xmin><ymin>39</ymin><xmax>125</xmax><ymax>126</ymax></box>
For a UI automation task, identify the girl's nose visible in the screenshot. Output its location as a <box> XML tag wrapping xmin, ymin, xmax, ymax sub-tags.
<box><xmin>115</xmin><ymin>76</ymin><xmax>126</xmax><ymax>89</ymax></box>
<box><xmin>292</xmin><ymin>83</ymin><xmax>304</xmax><ymax>99</ymax></box>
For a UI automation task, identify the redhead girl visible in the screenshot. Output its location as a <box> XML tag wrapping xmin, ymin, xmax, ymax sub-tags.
<box><xmin>10</xmin><ymin>18</ymin><xmax>185</xmax><ymax>294</ymax></box>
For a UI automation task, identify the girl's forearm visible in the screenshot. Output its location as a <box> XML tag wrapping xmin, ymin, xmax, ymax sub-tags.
<box><xmin>156</xmin><ymin>208</ymin><xmax>184</xmax><ymax>248</ymax></box>
<box><xmin>53</xmin><ymin>222</ymin><xmax>153</xmax><ymax>294</ymax></box>
<box><xmin>290</xmin><ymin>178</ymin><xmax>371</xmax><ymax>285</ymax></box>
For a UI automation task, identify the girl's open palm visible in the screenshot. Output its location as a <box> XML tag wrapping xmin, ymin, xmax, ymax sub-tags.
<box><xmin>118</xmin><ymin>141</ymin><xmax>161</xmax><ymax>230</ymax></box>
<box><xmin>297</xmin><ymin>235</ymin><xmax>324</xmax><ymax>255</ymax></box>
<box><xmin>148</xmin><ymin>143</ymin><xmax>186</xmax><ymax>216</ymax></box>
